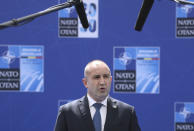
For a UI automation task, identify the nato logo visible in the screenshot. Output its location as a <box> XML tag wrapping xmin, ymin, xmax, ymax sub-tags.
<box><xmin>2</xmin><ymin>51</ymin><xmax>16</xmax><ymax>65</ymax></box>
<box><xmin>175</xmin><ymin>102</ymin><xmax>194</xmax><ymax>131</ymax></box>
<box><xmin>0</xmin><ymin>46</ymin><xmax>20</xmax><ymax>68</ymax></box>
<box><xmin>176</xmin><ymin>2</ymin><xmax>194</xmax><ymax>18</ymax></box>
<box><xmin>176</xmin><ymin>0</ymin><xmax>194</xmax><ymax>37</ymax></box>
<box><xmin>113</xmin><ymin>47</ymin><xmax>160</xmax><ymax>94</ymax></box>
<box><xmin>58</xmin><ymin>0</ymin><xmax>99</xmax><ymax>38</ymax></box>
<box><xmin>118</xmin><ymin>52</ymin><xmax>133</xmax><ymax>66</ymax></box>
<box><xmin>0</xmin><ymin>45</ymin><xmax>44</xmax><ymax>92</ymax></box>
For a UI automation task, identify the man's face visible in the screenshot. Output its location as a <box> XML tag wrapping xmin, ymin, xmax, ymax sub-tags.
<box><xmin>83</xmin><ymin>64</ymin><xmax>112</xmax><ymax>102</ymax></box>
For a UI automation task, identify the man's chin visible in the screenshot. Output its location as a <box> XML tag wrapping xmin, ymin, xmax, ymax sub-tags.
<box><xmin>97</xmin><ymin>94</ymin><xmax>108</xmax><ymax>101</ymax></box>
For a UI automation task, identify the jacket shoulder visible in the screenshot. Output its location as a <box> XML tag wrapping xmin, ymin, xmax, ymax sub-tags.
<box><xmin>59</xmin><ymin>97</ymin><xmax>83</xmax><ymax>111</ymax></box>
<box><xmin>109</xmin><ymin>97</ymin><xmax>135</xmax><ymax>112</ymax></box>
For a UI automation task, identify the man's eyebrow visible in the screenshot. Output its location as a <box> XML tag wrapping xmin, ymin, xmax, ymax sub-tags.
<box><xmin>93</xmin><ymin>74</ymin><xmax>110</xmax><ymax>77</ymax></box>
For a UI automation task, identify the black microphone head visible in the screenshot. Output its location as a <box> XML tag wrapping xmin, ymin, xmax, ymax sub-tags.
<box><xmin>75</xmin><ymin>0</ymin><xmax>89</xmax><ymax>29</ymax></box>
<box><xmin>135</xmin><ymin>0</ymin><xmax>154</xmax><ymax>31</ymax></box>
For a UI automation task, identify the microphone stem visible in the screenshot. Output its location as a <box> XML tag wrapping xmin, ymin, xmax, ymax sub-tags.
<box><xmin>0</xmin><ymin>1</ymin><xmax>75</xmax><ymax>30</ymax></box>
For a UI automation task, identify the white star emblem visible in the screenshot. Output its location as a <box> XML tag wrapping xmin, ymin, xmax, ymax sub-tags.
<box><xmin>119</xmin><ymin>52</ymin><xmax>132</xmax><ymax>66</ymax></box>
<box><xmin>2</xmin><ymin>51</ymin><xmax>16</xmax><ymax>64</ymax></box>
<box><xmin>181</xmin><ymin>5</ymin><xmax>193</xmax><ymax>14</ymax></box>
<box><xmin>179</xmin><ymin>107</ymin><xmax>191</xmax><ymax>120</ymax></box>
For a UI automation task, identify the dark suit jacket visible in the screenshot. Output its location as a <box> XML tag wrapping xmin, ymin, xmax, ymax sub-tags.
<box><xmin>54</xmin><ymin>96</ymin><xmax>141</xmax><ymax>131</ymax></box>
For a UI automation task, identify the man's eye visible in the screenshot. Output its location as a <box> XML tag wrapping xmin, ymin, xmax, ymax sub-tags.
<box><xmin>103</xmin><ymin>75</ymin><xmax>109</xmax><ymax>78</ymax></box>
<box><xmin>94</xmin><ymin>76</ymin><xmax>100</xmax><ymax>79</ymax></box>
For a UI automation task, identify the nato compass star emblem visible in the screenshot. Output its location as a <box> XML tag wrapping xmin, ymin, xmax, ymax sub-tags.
<box><xmin>2</xmin><ymin>50</ymin><xmax>16</xmax><ymax>64</ymax></box>
<box><xmin>181</xmin><ymin>5</ymin><xmax>193</xmax><ymax>14</ymax></box>
<box><xmin>119</xmin><ymin>52</ymin><xmax>132</xmax><ymax>66</ymax></box>
<box><xmin>180</xmin><ymin>107</ymin><xmax>191</xmax><ymax>120</ymax></box>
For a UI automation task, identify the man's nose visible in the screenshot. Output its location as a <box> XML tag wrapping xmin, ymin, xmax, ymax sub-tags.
<box><xmin>99</xmin><ymin>77</ymin><xmax>105</xmax><ymax>84</ymax></box>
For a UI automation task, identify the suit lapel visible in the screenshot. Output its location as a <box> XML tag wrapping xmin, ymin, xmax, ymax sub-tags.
<box><xmin>78</xmin><ymin>96</ymin><xmax>95</xmax><ymax>131</ymax></box>
<box><xmin>104</xmin><ymin>97</ymin><xmax>118</xmax><ymax>131</ymax></box>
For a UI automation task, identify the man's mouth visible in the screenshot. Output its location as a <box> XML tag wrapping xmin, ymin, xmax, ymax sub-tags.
<box><xmin>99</xmin><ymin>87</ymin><xmax>106</xmax><ymax>91</ymax></box>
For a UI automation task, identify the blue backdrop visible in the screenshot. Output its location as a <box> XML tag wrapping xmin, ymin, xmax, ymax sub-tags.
<box><xmin>0</xmin><ymin>0</ymin><xmax>194</xmax><ymax>131</ymax></box>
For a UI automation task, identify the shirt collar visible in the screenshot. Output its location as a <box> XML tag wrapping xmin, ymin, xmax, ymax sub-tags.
<box><xmin>87</xmin><ymin>94</ymin><xmax>108</xmax><ymax>107</ymax></box>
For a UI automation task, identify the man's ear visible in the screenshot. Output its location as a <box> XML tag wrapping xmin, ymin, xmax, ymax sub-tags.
<box><xmin>110</xmin><ymin>75</ymin><xmax>112</xmax><ymax>82</ymax></box>
<box><xmin>82</xmin><ymin>78</ymin><xmax>88</xmax><ymax>88</ymax></box>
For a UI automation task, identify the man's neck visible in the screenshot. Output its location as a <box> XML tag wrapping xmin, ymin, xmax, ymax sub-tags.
<box><xmin>87</xmin><ymin>94</ymin><xmax>108</xmax><ymax>107</ymax></box>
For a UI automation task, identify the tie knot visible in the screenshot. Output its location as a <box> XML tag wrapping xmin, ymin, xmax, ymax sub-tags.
<box><xmin>93</xmin><ymin>103</ymin><xmax>103</xmax><ymax>110</ymax></box>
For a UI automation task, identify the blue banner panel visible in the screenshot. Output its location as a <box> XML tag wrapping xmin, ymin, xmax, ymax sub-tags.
<box><xmin>0</xmin><ymin>45</ymin><xmax>44</xmax><ymax>92</ymax></box>
<box><xmin>113</xmin><ymin>47</ymin><xmax>160</xmax><ymax>94</ymax></box>
<box><xmin>176</xmin><ymin>1</ymin><xmax>194</xmax><ymax>37</ymax></box>
<box><xmin>175</xmin><ymin>102</ymin><xmax>194</xmax><ymax>131</ymax></box>
<box><xmin>58</xmin><ymin>0</ymin><xmax>98</xmax><ymax>38</ymax></box>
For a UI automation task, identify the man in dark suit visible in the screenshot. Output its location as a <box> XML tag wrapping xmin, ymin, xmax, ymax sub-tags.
<box><xmin>54</xmin><ymin>60</ymin><xmax>141</xmax><ymax>131</ymax></box>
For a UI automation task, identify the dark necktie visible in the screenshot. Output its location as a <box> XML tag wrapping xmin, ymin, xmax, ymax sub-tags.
<box><xmin>93</xmin><ymin>103</ymin><xmax>103</xmax><ymax>131</ymax></box>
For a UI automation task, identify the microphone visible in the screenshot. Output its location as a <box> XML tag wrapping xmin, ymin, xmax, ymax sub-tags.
<box><xmin>134</xmin><ymin>0</ymin><xmax>154</xmax><ymax>31</ymax></box>
<box><xmin>74</xmin><ymin>0</ymin><xmax>89</xmax><ymax>29</ymax></box>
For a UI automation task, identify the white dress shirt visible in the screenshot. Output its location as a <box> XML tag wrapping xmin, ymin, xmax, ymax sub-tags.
<box><xmin>87</xmin><ymin>94</ymin><xmax>108</xmax><ymax>131</ymax></box>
